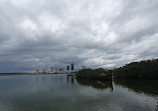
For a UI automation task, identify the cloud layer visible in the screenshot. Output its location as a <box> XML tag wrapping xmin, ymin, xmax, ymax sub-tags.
<box><xmin>0</xmin><ymin>0</ymin><xmax>158</xmax><ymax>72</ymax></box>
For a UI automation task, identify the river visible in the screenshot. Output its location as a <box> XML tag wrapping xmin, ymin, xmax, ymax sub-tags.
<box><xmin>0</xmin><ymin>74</ymin><xmax>157</xmax><ymax>111</ymax></box>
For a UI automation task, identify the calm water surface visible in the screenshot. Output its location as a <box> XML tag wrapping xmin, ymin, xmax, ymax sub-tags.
<box><xmin>0</xmin><ymin>74</ymin><xmax>158</xmax><ymax>111</ymax></box>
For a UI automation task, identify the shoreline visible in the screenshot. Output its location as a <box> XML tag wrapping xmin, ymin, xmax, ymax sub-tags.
<box><xmin>0</xmin><ymin>73</ymin><xmax>67</xmax><ymax>76</ymax></box>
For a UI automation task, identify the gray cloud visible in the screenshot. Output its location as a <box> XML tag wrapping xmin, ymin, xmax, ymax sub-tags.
<box><xmin>0</xmin><ymin>0</ymin><xmax>158</xmax><ymax>72</ymax></box>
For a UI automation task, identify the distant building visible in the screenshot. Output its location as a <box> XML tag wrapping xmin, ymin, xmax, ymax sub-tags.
<box><xmin>82</xmin><ymin>66</ymin><xmax>86</xmax><ymax>69</ymax></box>
<box><xmin>55</xmin><ymin>67</ymin><xmax>58</xmax><ymax>72</ymax></box>
<box><xmin>67</xmin><ymin>65</ymin><xmax>70</xmax><ymax>71</ymax></box>
<box><xmin>59</xmin><ymin>68</ymin><xmax>63</xmax><ymax>71</ymax></box>
<box><xmin>71</xmin><ymin>63</ymin><xmax>74</xmax><ymax>71</ymax></box>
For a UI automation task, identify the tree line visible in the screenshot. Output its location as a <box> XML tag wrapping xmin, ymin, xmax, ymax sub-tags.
<box><xmin>76</xmin><ymin>68</ymin><xmax>112</xmax><ymax>80</ymax></box>
<box><xmin>113</xmin><ymin>58</ymin><xmax>158</xmax><ymax>79</ymax></box>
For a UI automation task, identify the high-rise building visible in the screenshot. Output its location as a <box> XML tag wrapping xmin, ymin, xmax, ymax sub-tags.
<box><xmin>71</xmin><ymin>63</ymin><xmax>74</xmax><ymax>71</ymax></box>
<box><xmin>67</xmin><ymin>65</ymin><xmax>70</xmax><ymax>71</ymax></box>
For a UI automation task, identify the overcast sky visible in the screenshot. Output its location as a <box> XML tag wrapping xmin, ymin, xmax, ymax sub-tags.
<box><xmin>0</xmin><ymin>0</ymin><xmax>158</xmax><ymax>72</ymax></box>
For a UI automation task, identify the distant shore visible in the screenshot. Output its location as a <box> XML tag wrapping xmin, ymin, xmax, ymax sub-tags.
<box><xmin>0</xmin><ymin>73</ymin><xmax>67</xmax><ymax>76</ymax></box>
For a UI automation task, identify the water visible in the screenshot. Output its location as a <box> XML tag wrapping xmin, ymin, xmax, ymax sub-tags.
<box><xmin>0</xmin><ymin>74</ymin><xmax>158</xmax><ymax>111</ymax></box>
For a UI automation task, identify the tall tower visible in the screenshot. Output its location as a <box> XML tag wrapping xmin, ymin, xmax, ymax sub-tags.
<box><xmin>67</xmin><ymin>65</ymin><xmax>70</xmax><ymax>71</ymax></box>
<box><xmin>71</xmin><ymin>63</ymin><xmax>74</xmax><ymax>71</ymax></box>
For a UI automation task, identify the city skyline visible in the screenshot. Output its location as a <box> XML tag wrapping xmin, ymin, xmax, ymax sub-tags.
<box><xmin>0</xmin><ymin>0</ymin><xmax>158</xmax><ymax>72</ymax></box>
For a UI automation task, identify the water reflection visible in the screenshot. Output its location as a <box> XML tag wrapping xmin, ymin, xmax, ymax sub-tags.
<box><xmin>0</xmin><ymin>75</ymin><xmax>158</xmax><ymax>111</ymax></box>
<box><xmin>66</xmin><ymin>76</ymin><xmax>75</xmax><ymax>85</ymax></box>
<box><xmin>114</xmin><ymin>79</ymin><xmax>158</xmax><ymax>111</ymax></box>
<box><xmin>76</xmin><ymin>78</ymin><xmax>113</xmax><ymax>90</ymax></box>
<box><xmin>114</xmin><ymin>79</ymin><xmax>158</xmax><ymax>96</ymax></box>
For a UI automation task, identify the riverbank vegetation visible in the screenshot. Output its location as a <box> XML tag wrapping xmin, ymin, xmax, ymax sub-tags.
<box><xmin>76</xmin><ymin>68</ymin><xmax>112</xmax><ymax>80</ymax></box>
<box><xmin>113</xmin><ymin>58</ymin><xmax>158</xmax><ymax>79</ymax></box>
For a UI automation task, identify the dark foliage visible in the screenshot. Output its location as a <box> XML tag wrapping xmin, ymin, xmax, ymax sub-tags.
<box><xmin>76</xmin><ymin>68</ymin><xmax>112</xmax><ymax>80</ymax></box>
<box><xmin>76</xmin><ymin>78</ymin><xmax>113</xmax><ymax>90</ymax></box>
<box><xmin>113</xmin><ymin>58</ymin><xmax>158</xmax><ymax>79</ymax></box>
<box><xmin>114</xmin><ymin>79</ymin><xmax>158</xmax><ymax>96</ymax></box>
